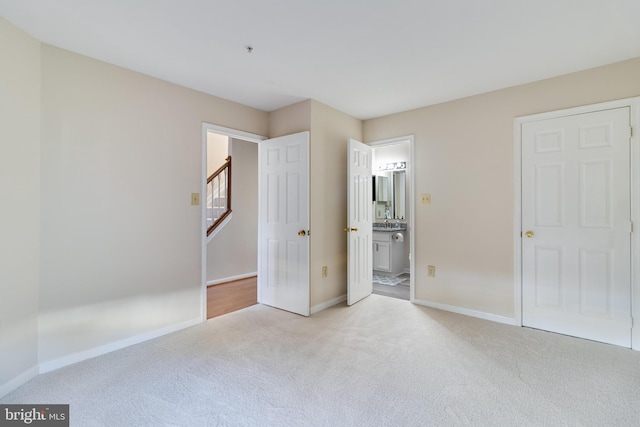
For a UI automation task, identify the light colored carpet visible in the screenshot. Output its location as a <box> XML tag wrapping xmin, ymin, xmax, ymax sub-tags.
<box><xmin>2</xmin><ymin>295</ymin><xmax>640</xmax><ymax>426</ymax></box>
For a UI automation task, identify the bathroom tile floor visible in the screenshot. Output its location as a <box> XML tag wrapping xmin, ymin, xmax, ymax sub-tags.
<box><xmin>372</xmin><ymin>274</ymin><xmax>406</xmax><ymax>286</ymax></box>
<box><xmin>372</xmin><ymin>273</ymin><xmax>410</xmax><ymax>301</ymax></box>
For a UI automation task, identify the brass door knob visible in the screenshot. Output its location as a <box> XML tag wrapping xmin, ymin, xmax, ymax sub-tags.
<box><xmin>525</xmin><ymin>230</ymin><xmax>534</xmax><ymax>238</ymax></box>
<box><xmin>298</xmin><ymin>230</ymin><xmax>306</xmax><ymax>236</ymax></box>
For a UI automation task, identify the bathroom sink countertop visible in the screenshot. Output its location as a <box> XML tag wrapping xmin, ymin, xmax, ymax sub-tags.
<box><xmin>372</xmin><ymin>224</ymin><xmax>406</xmax><ymax>232</ymax></box>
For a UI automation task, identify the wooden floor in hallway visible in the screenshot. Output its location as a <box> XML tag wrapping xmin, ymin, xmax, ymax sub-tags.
<box><xmin>207</xmin><ymin>273</ymin><xmax>409</xmax><ymax>319</ymax></box>
<box><xmin>207</xmin><ymin>276</ymin><xmax>258</xmax><ymax>319</ymax></box>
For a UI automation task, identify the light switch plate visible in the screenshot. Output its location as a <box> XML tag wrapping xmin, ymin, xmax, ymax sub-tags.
<box><xmin>191</xmin><ymin>193</ymin><xmax>200</xmax><ymax>206</ymax></box>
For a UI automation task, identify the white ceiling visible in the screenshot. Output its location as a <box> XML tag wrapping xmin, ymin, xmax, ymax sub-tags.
<box><xmin>2</xmin><ymin>0</ymin><xmax>639</xmax><ymax>120</ymax></box>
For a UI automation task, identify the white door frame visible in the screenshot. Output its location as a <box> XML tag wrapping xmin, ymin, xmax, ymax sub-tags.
<box><xmin>200</xmin><ymin>123</ymin><xmax>266</xmax><ymax>322</ymax></box>
<box><xmin>513</xmin><ymin>97</ymin><xmax>640</xmax><ymax>350</ymax></box>
<box><xmin>368</xmin><ymin>135</ymin><xmax>416</xmax><ymax>302</ymax></box>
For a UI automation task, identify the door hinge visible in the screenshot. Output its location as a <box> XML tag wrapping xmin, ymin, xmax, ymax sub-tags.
<box><xmin>631</xmin><ymin>221</ymin><xmax>634</xmax><ymax>233</ymax></box>
<box><xmin>631</xmin><ymin>316</ymin><xmax>634</xmax><ymax>328</ymax></box>
<box><xmin>631</xmin><ymin>126</ymin><xmax>633</xmax><ymax>138</ymax></box>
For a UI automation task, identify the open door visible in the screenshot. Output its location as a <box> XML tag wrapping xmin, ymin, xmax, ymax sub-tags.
<box><xmin>347</xmin><ymin>139</ymin><xmax>373</xmax><ymax>305</ymax></box>
<box><xmin>258</xmin><ymin>131</ymin><xmax>310</xmax><ymax>316</ymax></box>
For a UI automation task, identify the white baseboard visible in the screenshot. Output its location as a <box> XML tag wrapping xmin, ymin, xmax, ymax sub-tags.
<box><xmin>413</xmin><ymin>298</ymin><xmax>518</xmax><ymax>326</ymax></box>
<box><xmin>0</xmin><ymin>365</ymin><xmax>38</xmax><ymax>399</ymax></box>
<box><xmin>207</xmin><ymin>272</ymin><xmax>257</xmax><ymax>287</ymax></box>
<box><xmin>39</xmin><ymin>317</ymin><xmax>202</xmax><ymax>374</ymax></box>
<box><xmin>311</xmin><ymin>294</ymin><xmax>347</xmax><ymax>315</ymax></box>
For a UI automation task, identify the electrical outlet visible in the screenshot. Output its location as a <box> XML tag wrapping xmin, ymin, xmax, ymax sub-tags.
<box><xmin>191</xmin><ymin>193</ymin><xmax>200</xmax><ymax>206</ymax></box>
<box><xmin>427</xmin><ymin>265</ymin><xmax>436</xmax><ymax>277</ymax></box>
<box><xmin>322</xmin><ymin>266</ymin><xmax>328</xmax><ymax>278</ymax></box>
<box><xmin>421</xmin><ymin>193</ymin><xmax>431</xmax><ymax>205</ymax></box>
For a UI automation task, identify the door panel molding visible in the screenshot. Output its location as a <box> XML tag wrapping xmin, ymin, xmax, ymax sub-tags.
<box><xmin>514</xmin><ymin>97</ymin><xmax>640</xmax><ymax>350</ymax></box>
<box><xmin>258</xmin><ymin>131</ymin><xmax>310</xmax><ymax>316</ymax></box>
<box><xmin>347</xmin><ymin>139</ymin><xmax>373</xmax><ymax>305</ymax></box>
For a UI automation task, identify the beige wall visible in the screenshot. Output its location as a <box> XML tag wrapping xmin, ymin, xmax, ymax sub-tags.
<box><xmin>269</xmin><ymin>99</ymin><xmax>363</xmax><ymax>308</ymax></box>
<box><xmin>38</xmin><ymin>44</ymin><xmax>268</xmax><ymax>366</ymax></box>
<box><xmin>207</xmin><ymin>132</ymin><xmax>229</xmax><ymax>175</ymax></box>
<box><xmin>0</xmin><ymin>17</ymin><xmax>41</xmax><ymax>395</ymax></box>
<box><xmin>207</xmin><ymin>138</ymin><xmax>258</xmax><ymax>282</ymax></box>
<box><xmin>268</xmin><ymin>100</ymin><xmax>312</xmax><ymax>138</ymax></box>
<box><xmin>308</xmin><ymin>100</ymin><xmax>363</xmax><ymax>307</ymax></box>
<box><xmin>364</xmin><ymin>57</ymin><xmax>640</xmax><ymax>319</ymax></box>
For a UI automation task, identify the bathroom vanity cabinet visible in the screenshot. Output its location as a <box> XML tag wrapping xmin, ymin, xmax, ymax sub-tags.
<box><xmin>372</xmin><ymin>231</ymin><xmax>405</xmax><ymax>275</ymax></box>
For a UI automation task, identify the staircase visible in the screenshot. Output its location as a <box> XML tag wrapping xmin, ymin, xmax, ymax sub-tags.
<box><xmin>207</xmin><ymin>156</ymin><xmax>231</xmax><ymax>236</ymax></box>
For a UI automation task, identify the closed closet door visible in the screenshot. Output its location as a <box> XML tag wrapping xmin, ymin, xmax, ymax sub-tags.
<box><xmin>521</xmin><ymin>107</ymin><xmax>632</xmax><ymax>347</ymax></box>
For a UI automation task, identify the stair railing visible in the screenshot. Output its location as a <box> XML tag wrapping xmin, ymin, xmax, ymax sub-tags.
<box><xmin>207</xmin><ymin>156</ymin><xmax>231</xmax><ymax>236</ymax></box>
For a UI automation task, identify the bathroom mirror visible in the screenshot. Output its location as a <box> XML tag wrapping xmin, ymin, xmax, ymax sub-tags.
<box><xmin>376</xmin><ymin>175</ymin><xmax>389</xmax><ymax>202</ymax></box>
<box><xmin>375</xmin><ymin>171</ymin><xmax>406</xmax><ymax>220</ymax></box>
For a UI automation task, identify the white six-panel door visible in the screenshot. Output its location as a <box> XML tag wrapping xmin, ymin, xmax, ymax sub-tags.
<box><xmin>347</xmin><ymin>139</ymin><xmax>373</xmax><ymax>305</ymax></box>
<box><xmin>522</xmin><ymin>108</ymin><xmax>632</xmax><ymax>347</ymax></box>
<box><xmin>258</xmin><ymin>132</ymin><xmax>310</xmax><ymax>316</ymax></box>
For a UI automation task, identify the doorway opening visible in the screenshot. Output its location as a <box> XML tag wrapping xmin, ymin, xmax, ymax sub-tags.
<box><xmin>200</xmin><ymin>123</ymin><xmax>265</xmax><ymax>321</ymax></box>
<box><xmin>369</xmin><ymin>136</ymin><xmax>415</xmax><ymax>302</ymax></box>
